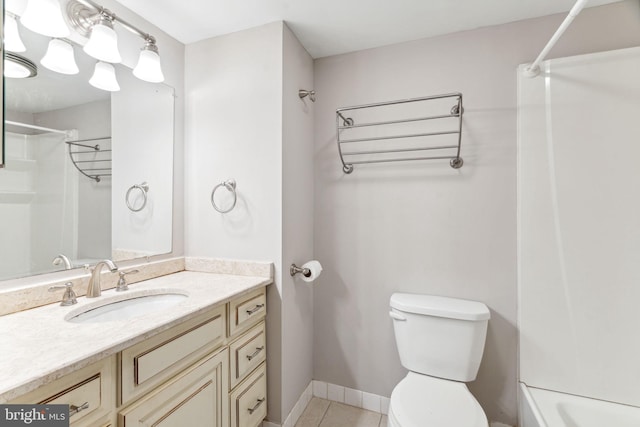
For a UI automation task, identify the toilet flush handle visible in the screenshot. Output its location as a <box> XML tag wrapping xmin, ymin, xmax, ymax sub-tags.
<box><xmin>389</xmin><ymin>311</ymin><xmax>407</xmax><ymax>321</ymax></box>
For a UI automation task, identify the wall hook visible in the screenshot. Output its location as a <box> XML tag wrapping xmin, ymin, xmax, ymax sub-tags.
<box><xmin>299</xmin><ymin>89</ymin><xmax>316</xmax><ymax>102</ymax></box>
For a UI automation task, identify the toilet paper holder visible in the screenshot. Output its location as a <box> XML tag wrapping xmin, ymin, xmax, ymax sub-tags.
<box><xmin>290</xmin><ymin>264</ymin><xmax>311</xmax><ymax>278</ymax></box>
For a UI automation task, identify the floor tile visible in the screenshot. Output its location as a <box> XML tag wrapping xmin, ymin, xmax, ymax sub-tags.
<box><xmin>295</xmin><ymin>397</ymin><xmax>330</xmax><ymax>427</ymax></box>
<box><xmin>379</xmin><ymin>415</ymin><xmax>388</xmax><ymax>427</ymax></box>
<box><xmin>318</xmin><ymin>402</ymin><xmax>381</xmax><ymax>427</ymax></box>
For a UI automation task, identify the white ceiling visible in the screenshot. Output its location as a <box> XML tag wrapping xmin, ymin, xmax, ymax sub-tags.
<box><xmin>113</xmin><ymin>0</ymin><xmax>621</xmax><ymax>58</ymax></box>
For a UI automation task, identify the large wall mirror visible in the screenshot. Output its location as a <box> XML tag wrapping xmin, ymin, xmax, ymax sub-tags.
<box><xmin>0</xmin><ymin>0</ymin><xmax>174</xmax><ymax>282</ymax></box>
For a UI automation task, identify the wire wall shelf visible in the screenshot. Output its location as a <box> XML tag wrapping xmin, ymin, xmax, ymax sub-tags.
<box><xmin>66</xmin><ymin>136</ymin><xmax>112</xmax><ymax>182</ymax></box>
<box><xmin>336</xmin><ymin>93</ymin><xmax>464</xmax><ymax>174</ymax></box>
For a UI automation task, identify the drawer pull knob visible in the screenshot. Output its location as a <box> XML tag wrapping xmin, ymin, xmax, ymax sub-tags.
<box><xmin>69</xmin><ymin>402</ymin><xmax>90</xmax><ymax>416</ymax></box>
<box><xmin>246</xmin><ymin>304</ymin><xmax>265</xmax><ymax>315</ymax></box>
<box><xmin>247</xmin><ymin>346</ymin><xmax>265</xmax><ymax>361</ymax></box>
<box><xmin>248</xmin><ymin>397</ymin><xmax>266</xmax><ymax>414</ymax></box>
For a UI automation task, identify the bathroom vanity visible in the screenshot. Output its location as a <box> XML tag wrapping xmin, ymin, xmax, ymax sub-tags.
<box><xmin>0</xmin><ymin>265</ymin><xmax>271</xmax><ymax>427</ymax></box>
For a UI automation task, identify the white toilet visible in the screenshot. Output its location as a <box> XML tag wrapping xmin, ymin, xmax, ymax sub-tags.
<box><xmin>388</xmin><ymin>293</ymin><xmax>491</xmax><ymax>427</ymax></box>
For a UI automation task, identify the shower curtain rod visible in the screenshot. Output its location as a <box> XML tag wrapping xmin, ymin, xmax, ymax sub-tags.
<box><xmin>5</xmin><ymin>120</ymin><xmax>70</xmax><ymax>135</ymax></box>
<box><xmin>523</xmin><ymin>0</ymin><xmax>589</xmax><ymax>77</ymax></box>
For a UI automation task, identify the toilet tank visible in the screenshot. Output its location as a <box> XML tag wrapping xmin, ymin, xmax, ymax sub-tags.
<box><xmin>389</xmin><ymin>293</ymin><xmax>490</xmax><ymax>382</ymax></box>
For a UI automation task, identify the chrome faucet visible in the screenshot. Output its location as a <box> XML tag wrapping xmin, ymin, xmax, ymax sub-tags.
<box><xmin>52</xmin><ymin>254</ymin><xmax>72</xmax><ymax>270</ymax></box>
<box><xmin>86</xmin><ymin>260</ymin><xmax>118</xmax><ymax>298</ymax></box>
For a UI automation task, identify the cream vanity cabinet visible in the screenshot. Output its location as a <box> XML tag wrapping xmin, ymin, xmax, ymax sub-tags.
<box><xmin>8</xmin><ymin>356</ymin><xmax>116</xmax><ymax>427</ymax></box>
<box><xmin>10</xmin><ymin>287</ymin><xmax>267</xmax><ymax>427</ymax></box>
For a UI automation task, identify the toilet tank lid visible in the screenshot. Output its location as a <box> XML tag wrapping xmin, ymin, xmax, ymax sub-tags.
<box><xmin>390</xmin><ymin>293</ymin><xmax>490</xmax><ymax>321</ymax></box>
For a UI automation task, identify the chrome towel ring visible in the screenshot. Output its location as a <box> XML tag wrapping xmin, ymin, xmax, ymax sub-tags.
<box><xmin>126</xmin><ymin>182</ymin><xmax>149</xmax><ymax>212</ymax></box>
<box><xmin>211</xmin><ymin>179</ymin><xmax>237</xmax><ymax>213</ymax></box>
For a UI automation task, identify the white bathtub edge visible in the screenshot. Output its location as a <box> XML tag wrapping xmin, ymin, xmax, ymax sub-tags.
<box><xmin>519</xmin><ymin>383</ymin><xmax>548</xmax><ymax>427</ymax></box>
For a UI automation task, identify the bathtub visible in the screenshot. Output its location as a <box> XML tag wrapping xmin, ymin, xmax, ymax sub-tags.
<box><xmin>519</xmin><ymin>383</ymin><xmax>640</xmax><ymax>427</ymax></box>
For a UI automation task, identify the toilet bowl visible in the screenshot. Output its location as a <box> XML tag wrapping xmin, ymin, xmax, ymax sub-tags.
<box><xmin>387</xmin><ymin>373</ymin><xmax>487</xmax><ymax>427</ymax></box>
<box><xmin>388</xmin><ymin>293</ymin><xmax>490</xmax><ymax>427</ymax></box>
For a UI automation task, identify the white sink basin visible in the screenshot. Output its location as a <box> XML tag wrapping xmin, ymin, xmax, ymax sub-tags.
<box><xmin>66</xmin><ymin>291</ymin><xmax>188</xmax><ymax>323</ymax></box>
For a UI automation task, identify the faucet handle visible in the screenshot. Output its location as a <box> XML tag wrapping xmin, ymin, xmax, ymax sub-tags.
<box><xmin>48</xmin><ymin>282</ymin><xmax>78</xmax><ymax>306</ymax></box>
<box><xmin>117</xmin><ymin>270</ymin><xmax>139</xmax><ymax>292</ymax></box>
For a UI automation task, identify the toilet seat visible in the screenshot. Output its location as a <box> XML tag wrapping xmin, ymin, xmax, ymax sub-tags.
<box><xmin>388</xmin><ymin>372</ymin><xmax>488</xmax><ymax>427</ymax></box>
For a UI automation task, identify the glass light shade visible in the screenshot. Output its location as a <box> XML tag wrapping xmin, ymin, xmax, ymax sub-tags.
<box><xmin>5</xmin><ymin>14</ymin><xmax>26</xmax><ymax>52</ymax></box>
<box><xmin>89</xmin><ymin>61</ymin><xmax>120</xmax><ymax>92</ymax></box>
<box><xmin>5</xmin><ymin>53</ymin><xmax>37</xmax><ymax>78</ymax></box>
<box><xmin>41</xmin><ymin>39</ymin><xmax>79</xmax><ymax>75</ymax></box>
<box><xmin>5</xmin><ymin>61</ymin><xmax>33</xmax><ymax>78</ymax></box>
<box><xmin>6</xmin><ymin>0</ymin><xmax>28</xmax><ymax>16</ymax></box>
<box><xmin>21</xmin><ymin>0</ymin><xmax>70</xmax><ymax>38</ymax></box>
<box><xmin>83</xmin><ymin>21</ymin><xmax>122</xmax><ymax>63</ymax></box>
<box><xmin>133</xmin><ymin>48</ymin><xmax>165</xmax><ymax>83</ymax></box>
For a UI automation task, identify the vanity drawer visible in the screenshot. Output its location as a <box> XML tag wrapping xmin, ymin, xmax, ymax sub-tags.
<box><xmin>229</xmin><ymin>288</ymin><xmax>266</xmax><ymax>337</ymax></box>
<box><xmin>119</xmin><ymin>347</ymin><xmax>229</xmax><ymax>427</ymax></box>
<box><xmin>119</xmin><ymin>305</ymin><xmax>226</xmax><ymax>405</ymax></box>
<box><xmin>9</xmin><ymin>356</ymin><xmax>115</xmax><ymax>427</ymax></box>
<box><xmin>230</xmin><ymin>363</ymin><xmax>267</xmax><ymax>427</ymax></box>
<box><xmin>230</xmin><ymin>321</ymin><xmax>266</xmax><ymax>389</ymax></box>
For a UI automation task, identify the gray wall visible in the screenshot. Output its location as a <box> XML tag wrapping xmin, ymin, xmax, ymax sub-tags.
<box><xmin>282</xmin><ymin>24</ymin><xmax>316</xmax><ymax>421</ymax></box>
<box><xmin>185</xmin><ymin>22</ymin><xmax>284</xmax><ymax>422</ymax></box>
<box><xmin>311</xmin><ymin>1</ymin><xmax>640</xmax><ymax>425</ymax></box>
<box><xmin>185</xmin><ymin>22</ymin><xmax>316</xmax><ymax>424</ymax></box>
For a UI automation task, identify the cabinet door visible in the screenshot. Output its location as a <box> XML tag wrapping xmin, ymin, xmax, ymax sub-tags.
<box><xmin>119</xmin><ymin>348</ymin><xmax>229</xmax><ymax>427</ymax></box>
<box><xmin>9</xmin><ymin>356</ymin><xmax>115</xmax><ymax>427</ymax></box>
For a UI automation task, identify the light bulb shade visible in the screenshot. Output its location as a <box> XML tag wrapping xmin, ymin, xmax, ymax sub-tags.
<box><xmin>5</xmin><ymin>14</ymin><xmax>26</xmax><ymax>52</ymax></box>
<box><xmin>89</xmin><ymin>61</ymin><xmax>120</xmax><ymax>92</ymax></box>
<box><xmin>21</xmin><ymin>0</ymin><xmax>70</xmax><ymax>38</ymax></box>
<box><xmin>41</xmin><ymin>39</ymin><xmax>79</xmax><ymax>75</ymax></box>
<box><xmin>83</xmin><ymin>21</ymin><xmax>122</xmax><ymax>63</ymax></box>
<box><xmin>5</xmin><ymin>53</ymin><xmax>37</xmax><ymax>78</ymax></box>
<box><xmin>6</xmin><ymin>0</ymin><xmax>28</xmax><ymax>16</ymax></box>
<box><xmin>133</xmin><ymin>48</ymin><xmax>165</xmax><ymax>83</ymax></box>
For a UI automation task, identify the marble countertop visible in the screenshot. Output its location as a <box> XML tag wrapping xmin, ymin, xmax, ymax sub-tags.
<box><xmin>0</xmin><ymin>270</ymin><xmax>272</xmax><ymax>402</ymax></box>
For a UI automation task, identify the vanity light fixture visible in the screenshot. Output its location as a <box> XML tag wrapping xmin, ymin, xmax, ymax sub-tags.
<box><xmin>66</xmin><ymin>0</ymin><xmax>165</xmax><ymax>84</ymax></box>
<box><xmin>133</xmin><ymin>36</ymin><xmax>165</xmax><ymax>83</ymax></box>
<box><xmin>4</xmin><ymin>12</ymin><xmax>27</xmax><ymax>52</ymax></box>
<box><xmin>10</xmin><ymin>0</ymin><xmax>165</xmax><ymax>89</ymax></box>
<box><xmin>41</xmin><ymin>39</ymin><xmax>79</xmax><ymax>75</ymax></box>
<box><xmin>83</xmin><ymin>11</ymin><xmax>121</xmax><ymax>63</ymax></box>
<box><xmin>20</xmin><ymin>0</ymin><xmax>70</xmax><ymax>38</ymax></box>
<box><xmin>89</xmin><ymin>61</ymin><xmax>120</xmax><ymax>92</ymax></box>
<box><xmin>4</xmin><ymin>52</ymin><xmax>38</xmax><ymax>78</ymax></box>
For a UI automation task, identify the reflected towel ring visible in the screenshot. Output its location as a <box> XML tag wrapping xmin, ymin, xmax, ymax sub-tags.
<box><xmin>211</xmin><ymin>179</ymin><xmax>237</xmax><ymax>213</ymax></box>
<box><xmin>126</xmin><ymin>182</ymin><xmax>149</xmax><ymax>212</ymax></box>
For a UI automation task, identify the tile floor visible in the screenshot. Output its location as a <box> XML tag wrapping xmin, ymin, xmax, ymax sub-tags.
<box><xmin>295</xmin><ymin>397</ymin><xmax>388</xmax><ymax>427</ymax></box>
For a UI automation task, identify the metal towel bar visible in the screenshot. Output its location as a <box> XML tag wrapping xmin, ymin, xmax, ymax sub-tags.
<box><xmin>336</xmin><ymin>93</ymin><xmax>464</xmax><ymax>173</ymax></box>
<box><xmin>66</xmin><ymin>136</ymin><xmax>112</xmax><ymax>182</ymax></box>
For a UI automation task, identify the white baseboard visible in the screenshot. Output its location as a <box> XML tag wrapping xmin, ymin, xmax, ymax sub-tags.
<box><xmin>312</xmin><ymin>380</ymin><xmax>390</xmax><ymax>415</ymax></box>
<box><xmin>262</xmin><ymin>380</ymin><xmax>387</xmax><ymax>427</ymax></box>
<box><xmin>264</xmin><ymin>380</ymin><xmax>514</xmax><ymax>427</ymax></box>
<box><xmin>262</xmin><ymin>382</ymin><xmax>313</xmax><ymax>427</ymax></box>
